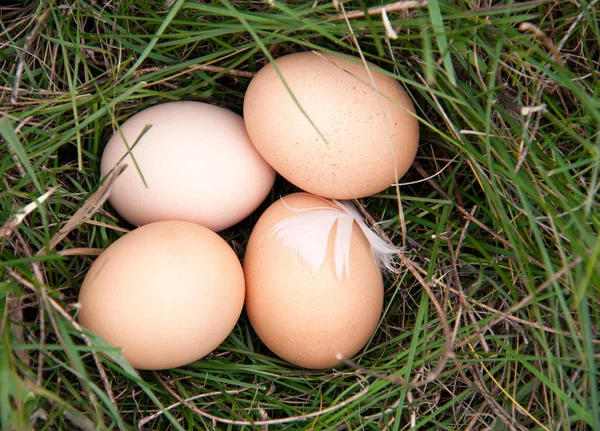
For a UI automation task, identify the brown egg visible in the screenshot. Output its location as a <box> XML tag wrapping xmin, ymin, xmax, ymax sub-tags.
<box><xmin>101</xmin><ymin>101</ymin><xmax>275</xmax><ymax>232</ymax></box>
<box><xmin>243</xmin><ymin>51</ymin><xmax>418</xmax><ymax>199</ymax></box>
<box><xmin>78</xmin><ymin>221</ymin><xmax>245</xmax><ymax>370</ymax></box>
<box><xmin>243</xmin><ymin>193</ymin><xmax>384</xmax><ymax>369</ymax></box>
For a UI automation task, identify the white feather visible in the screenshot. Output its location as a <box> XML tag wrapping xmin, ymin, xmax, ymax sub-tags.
<box><xmin>272</xmin><ymin>195</ymin><xmax>401</xmax><ymax>280</ymax></box>
<box><xmin>332</xmin><ymin>200</ymin><xmax>400</xmax><ymax>274</ymax></box>
<box><xmin>334</xmin><ymin>215</ymin><xmax>354</xmax><ymax>280</ymax></box>
<box><xmin>272</xmin><ymin>208</ymin><xmax>341</xmax><ymax>276</ymax></box>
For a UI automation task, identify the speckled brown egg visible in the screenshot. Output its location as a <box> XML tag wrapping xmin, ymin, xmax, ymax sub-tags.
<box><xmin>243</xmin><ymin>51</ymin><xmax>419</xmax><ymax>199</ymax></box>
<box><xmin>243</xmin><ymin>193</ymin><xmax>384</xmax><ymax>369</ymax></box>
<box><xmin>78</xmin><ymin>220</ymin><xmax>245</xmax><ymax>370</ymax></box>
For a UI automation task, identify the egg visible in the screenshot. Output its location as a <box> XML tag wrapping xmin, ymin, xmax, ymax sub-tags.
<box><xmin>78</xmin><ymin>220</ymin><xmax>245</xmax><ymax>370</ymax></box>
<box><xmin>243</xmin><ymin>51</ymin><xmax>419</xmax><ymax>199</ymax></box>
<box><xmin>243</xmin><ymin>193</ymin><xmax>384</xmax><ymax>369</ymax></box>
<box><xmin>101</xmin><ymin>101</ymin><xmax>275</xmax><ymax>231</ymax></box>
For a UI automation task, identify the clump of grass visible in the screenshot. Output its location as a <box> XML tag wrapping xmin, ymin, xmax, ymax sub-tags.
<box><xmin>1</xmin><ymin>0</ymin><xmax>598</xmax><ymax>430</ymax></box>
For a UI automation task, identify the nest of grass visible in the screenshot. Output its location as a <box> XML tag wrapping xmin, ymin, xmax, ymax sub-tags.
<box><xmin>1</xmin><ymin>1</ymin><xmax>598</xmax><ymax>430</ymax></box>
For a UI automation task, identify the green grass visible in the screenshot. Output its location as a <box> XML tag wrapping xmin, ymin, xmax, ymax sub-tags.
<box><xmin>1</xmin><ymin>0</ymin><xmax>599</xmax><ymax>429</ymax></box>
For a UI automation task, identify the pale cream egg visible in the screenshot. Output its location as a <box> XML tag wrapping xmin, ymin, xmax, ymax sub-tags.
<box><xmin>101</xmin><ymin>101</ymin><xmax>275</xmax><ymax>231</ymax></box>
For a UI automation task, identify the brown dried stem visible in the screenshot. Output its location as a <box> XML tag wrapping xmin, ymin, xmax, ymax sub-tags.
<box><xmin>36</xmin><ymin>164</ymin><xmax>127</xmax><ymax>256</ymax></box>
<box><xmin>132</xmin><ymin>63</ymin><xmax>254</xmax><ymax>79</ymax></box>
<box><xmin>154</xmin><ymin>372</ymin><xmax>368</xmax><ymax>426</ymax></box>
<box><xmin>5</xmin><ymin>268</ymin><xmax>118</xmax><ymax>412</ymax></box>
<box><xmin>412</xmin><ymin>161</ymin><xmax>545</xmax><ymax>268</ymax></box>
<box><xmin>0</xmin><ymin>188</ymin><xmax>55</xmax><ymax>239</ymax></box>
<box><xmin>328</xmin><ymin>0</ymin><xmax>427</xmax><ymax>21</ymax></box>
<box><xmin>56</xmin><ymin>248</ymin><xmax>104</xmax><ymax>256</ymax></box>
<box><xmin>468</xmin><ymin>364</ymin><xmax>528</xmax><ymax>431</ymax></box>
<box><xmin>469</xmin><ymin>0</ymin><xmax>553</xmax><ymax>13</ymax></box>
<box><xmin>11</xmin><ymin>5</ymin><xmax>53</xmax><ymax>104</ymax></box>
<box><xmin>519</xmin><ymin>22</ymin><xmax>565</xmax><ymax>67</ymax></box>
<box><xmin>4</xmin><ymin>165</ymin><xmax>127</xmax><ymax>412</ymax></box>
<box><xmin>138</xmin><ymin>387</ymin><xmax>252</xmax><ymax>428</ymax></box>
<box><xmin>445</xmin><ymin>219</ymin><xmax>490</xmax><ymax>353</ymax></box>
<box><xmin>349</xmin><ymin>201</ymin><xmax>455</xmax><ymax>388</ymax></box>
<box><xmin>457</xmin><ymin>256</ymin><xmax>585</xmax><ymax>348</ymax></box>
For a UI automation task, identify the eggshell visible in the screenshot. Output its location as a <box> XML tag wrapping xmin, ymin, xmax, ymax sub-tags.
<box><xmin>243</xmin><ymin>51</ymin><xmax>419</xmax><ymax>199</ymax></box>
<box><xmin>243</xmin><ymin>193</ymin><xmax>383</xmax><ymax>369</ymax></box>
<box><xmin>78</xmin><ymin>220</ymin><xmax>245</xmax><ymax>370</ymax></box>
<box><xmin>101</xmin><ymin>101</ymin><xmax>275</xmax><ymax>231</ymax></box>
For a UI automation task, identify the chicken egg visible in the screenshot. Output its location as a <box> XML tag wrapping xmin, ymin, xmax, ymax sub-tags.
<box><xmin>243</xmin><ymin>51</ymin><xmax>419</xmax><ymax>199</ymax></box>
<box><xmin>78</xmin><ymin>220</ymin><xmax>245</xmax><ymax>370</ymax></box>
<box><xmin>243</xmin><ymin>193</ymin><xmax>386</xmax><ymax>369</ymax></box>
<box><xmin>101</xmin><ymin>101</ymin><xmax>275</xmax><ymax>231</ymax></box>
